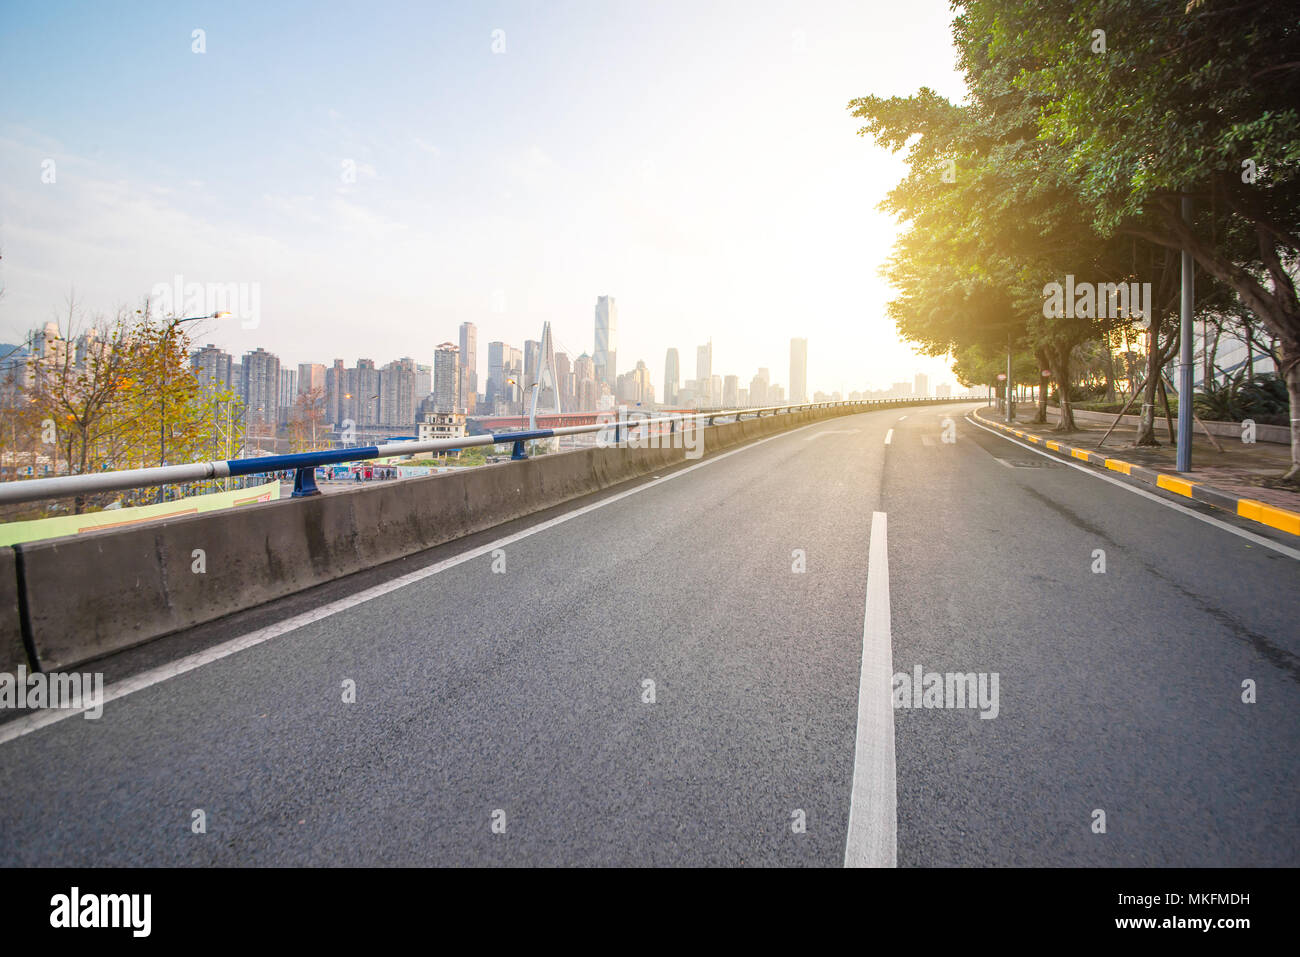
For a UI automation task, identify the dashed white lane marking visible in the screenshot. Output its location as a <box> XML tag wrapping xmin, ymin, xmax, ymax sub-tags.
<box><xmin>884</xmin><ymin>429</ymin><xmax>894</xmax><ymax>445</ymax></box>
<box><xmin>844</xmin><ymin>511</ymin><xmax>898</xmax><ymax>868</ymax></box>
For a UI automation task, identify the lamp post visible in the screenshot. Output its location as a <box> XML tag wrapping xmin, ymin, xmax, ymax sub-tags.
<box><xmin>1176</xmin><ymin>194</ymin><xmax>1195</xmax><ymax>473</ymax></box>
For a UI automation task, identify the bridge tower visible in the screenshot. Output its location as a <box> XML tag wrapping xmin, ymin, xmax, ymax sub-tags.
<box><xmin>529</xmin><ymin>321</ymin><xmax>563</xmax><ymax>425</ymax></box>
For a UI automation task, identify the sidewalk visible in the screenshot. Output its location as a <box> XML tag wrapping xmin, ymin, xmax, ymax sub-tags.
<box><xmin>971</xmin><ymin>404</ymin><xmax>1300</xmax><ymax>534</ymax></box>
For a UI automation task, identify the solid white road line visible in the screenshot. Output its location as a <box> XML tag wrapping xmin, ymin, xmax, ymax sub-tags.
<box><xmin>0</xmin><ymin>416</ymin><xmax>855</xmax><ymax>747</ymax></box>
<box><xmin>965</xmin><ymin>414</ymin><xmax>1300</xmax><ymax>561</ymax></box>
<box><xmin>844</xmin><ymin>511</ymin><xmax>898</xmax><ymax>868</ymax></box>
<box><xmin>884</xmin><ymin>429</ymin><xmax>894</xmax><ymax>445</ymax></box>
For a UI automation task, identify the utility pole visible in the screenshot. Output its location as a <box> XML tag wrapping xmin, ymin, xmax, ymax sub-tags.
<box><xmin>1177</xmin><ymin>194</ymin><xmax>1194</xmax><ymax>472</ymax></box>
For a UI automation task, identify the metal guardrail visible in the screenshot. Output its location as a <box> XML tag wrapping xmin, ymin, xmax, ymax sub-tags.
<box><xmin>0</xmin><ymin>398</ymin><xmax>954</xmax><ymax>506</ymax></box>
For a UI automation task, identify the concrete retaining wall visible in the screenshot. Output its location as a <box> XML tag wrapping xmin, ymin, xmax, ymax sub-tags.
<box><xmin>0</xmin><ymin>401</ymin><xmax>950</xmax><ymax>671</ymax></box>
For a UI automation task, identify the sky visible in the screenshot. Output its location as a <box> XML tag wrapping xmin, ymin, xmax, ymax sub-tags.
<box><xmin>0</xmin><ymin>0</ymin><xmax>967</xmax><ymax>396</ymax></box>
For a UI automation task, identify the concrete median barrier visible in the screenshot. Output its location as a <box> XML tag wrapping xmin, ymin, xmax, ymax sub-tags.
<box><xmin>0</xmin><ymin>548</ymin><xmax>26</xmax><ymax>673</ymax></box>
<box><xmin>13</xmin><ymin>400</ymin><xmax>952</xmax><ymax>670</ymax></box>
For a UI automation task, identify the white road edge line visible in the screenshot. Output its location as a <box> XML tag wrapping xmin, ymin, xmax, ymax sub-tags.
<box><xmin>964</xmin><ymin>414</ymin><xmax>1300</xmax><ymax>561</ymax></box>
<box><xmin>844</xmin><ymin>511</ymin><xmax>898</xmax><ymax>868</ymax></box>
<box><xmin>0</xmin><ymin>416</ymin><xmax>853</xmax><ymax>747</ymax></box>
<box><xmin>884</xmin><ymin>429</ymin><xmax>894</xmax><ymax>445</ymax></box>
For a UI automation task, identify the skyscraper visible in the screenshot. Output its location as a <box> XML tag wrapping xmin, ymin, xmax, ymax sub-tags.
<box><xmin>723</xmin><ymin>374</ymin><xmax>739</xmax><ymax>407</ymax></box>
<box><xmin>696</xmin><ymin>341</ymin><xmax>712</xmax><ymax>383</ymax></box>
<box><xmin>594</xmin><ymin>295</ymin><xmax>618</xmax><ymax>390</ymax></box>
<box><xmin>487</xmin><ymin>341</ymin><xmax>506</xmax><ymax>407</ymax></box>
<box><xmin>914</xmin><ymin>372</ymin><xmax>929</xmax><ymax>397</ymax></box>
<box><xmin>790</xmin><ymin>337</ymin><xmax>808</xmax><ymax>404</ymax></box>
<box><xmin>664</xmin><ymin>348</ymin><xmax>680</xmax><ymax>406</ymax></box>
<box><xmin>458</xmin><ymin>321</ymin><xmax>477</xmax><ymax>402</ymax></box>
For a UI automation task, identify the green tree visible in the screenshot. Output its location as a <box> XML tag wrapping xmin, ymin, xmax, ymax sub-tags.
<box><xmin>989</xmin><ymin>0</ymin><xmax>1300</xmax><ymax>477</ymax></box>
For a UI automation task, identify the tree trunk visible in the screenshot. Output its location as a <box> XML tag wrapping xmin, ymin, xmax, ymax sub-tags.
<box><xmin>1135</xmin><ymin>331</ymin><xmax>1162</xmax><ymax>446</ymax></box>
<box><xmin>1033</xmin><ymin>348</ymin><xmax>1049</xmax><ymax>423</ymax></box>
<box><xmin>1050</xmin><ymin>346</ymin><xmax>1077</xmax><ymax>432</ymax></box>
<box><xmin>1157</xmin><ymin>376</ymin><xmax>1176</xmax><ymax>444</ymax></box>
<box><xmin>1103</xmin><ymin>338</ymin><xmax>1117</xmax><ymax>403</ymax></box>
<box><xmin>1284</xmin><ymin>359</ymin><xmax>1300</xmax><ymax>486</ymax></box>
<box><xmin>1245</xmin><ymin>324</ymin><xmax>1254</xmax><ymax>384</ymax></box>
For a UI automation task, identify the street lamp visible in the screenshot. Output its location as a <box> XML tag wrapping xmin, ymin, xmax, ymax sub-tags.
<box><xmin>342</xmin><ymin>392</ymin><xmax>379</xmax><ymax>444</ymax></box>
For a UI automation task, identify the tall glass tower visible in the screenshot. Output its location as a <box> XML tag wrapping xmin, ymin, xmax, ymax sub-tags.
<box><xmin>594</xmin><ymin>295</ymin><xmax>618</xmax><ymax>390</ymax></box>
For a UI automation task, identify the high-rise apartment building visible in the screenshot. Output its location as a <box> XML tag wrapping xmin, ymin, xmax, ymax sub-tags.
<box><xmin>554</xmin><ymin>352</ymin><xmax>573</xmax><ymax>409</ymax></box>
<box><xmin>278</xmin><ymin>367</ymin><xmax>298</xmax><ymax>424</ymax></box>
<box><xmin>750</xmin><ymin>367</ymin><xmax>770</xmax><ymax>407</ymax></box>
<box><xmin>914</xmin><ymin>372</ymin><xmax>929</xmax><ymax>397</ymax></box>
<box><xmin>379</xmin><ymin>357</ymin><xmax>422</xmax><ymax>427</ymax></box>
<box><xmin>573</xmin><ymin>353</ymin><xmax>596</xmax><ymax>410</ymax></box>
<box><xmin>347</xmin><ymin>359</ymin><xmax>381</xmax><ymax>426</ymax></box>
<box><xmin>790</xmin><ymin>337</ymin><xmax>808</xmax><ymax>404</ymax></box>
<box><xmin>594</xmin><ymin>295</ymin><xmax>618</xmax><ymax>390</ymax></box>
<box><xmin>415</xmin><ymin>362</ymin><xmax>432</xmax><ymax>403</ymax></box>
<box><xmin>434</xmin><ymin>343</ymin><xmax>461</xmax><ymax>413</ymax></box>
<box><xmin>325</xmin><ymin>359</ymin><xmax>347</xmax><ymax>425</ymax></box>
<box><xmin>616</xmin><ymin>359</ymin><xmax>653</xmax><ymax>405</ymax></box>
<box><xmin>241</xmin><ymin>348</ymin><xmax>281</xmax><ymax>428</ymax></box>
<box><xmin>298</xmin><ymin>363</ymin><xmax>326</xmax><ymax>397</ymax></box>
<box><xmin>191</xmin><ymin>344</ymin><xmax>232</xmax><ymax>393</ymax></box>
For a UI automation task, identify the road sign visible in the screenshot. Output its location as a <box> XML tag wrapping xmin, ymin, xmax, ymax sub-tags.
<box><xmin>996</xmin><ymin>373</ymin><xmax>1007</xmax><ymax>381</ymax></box>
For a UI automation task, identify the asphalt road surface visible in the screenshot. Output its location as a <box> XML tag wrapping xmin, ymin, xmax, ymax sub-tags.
<box><xmin>2</xmin><ymin>402</ymin><xmax>1297</xmax><ymax>866</ymax></box>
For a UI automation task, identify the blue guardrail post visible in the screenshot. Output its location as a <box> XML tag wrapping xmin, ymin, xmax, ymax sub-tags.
<box><xmin>292</xmin><ymin>466</ymin><xmax>322</xmax><ymax>497</ymax></box>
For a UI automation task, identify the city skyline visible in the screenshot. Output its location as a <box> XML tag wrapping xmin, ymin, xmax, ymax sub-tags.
<box><xmin>0</xmin><ymin>0</ymin><xmax>964</xmax><ymax>399</ymax></box>
<box><xmin>165</xmin><ymin>308</ymin><xmax>959</xmax><ymax>428</ymax></box>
